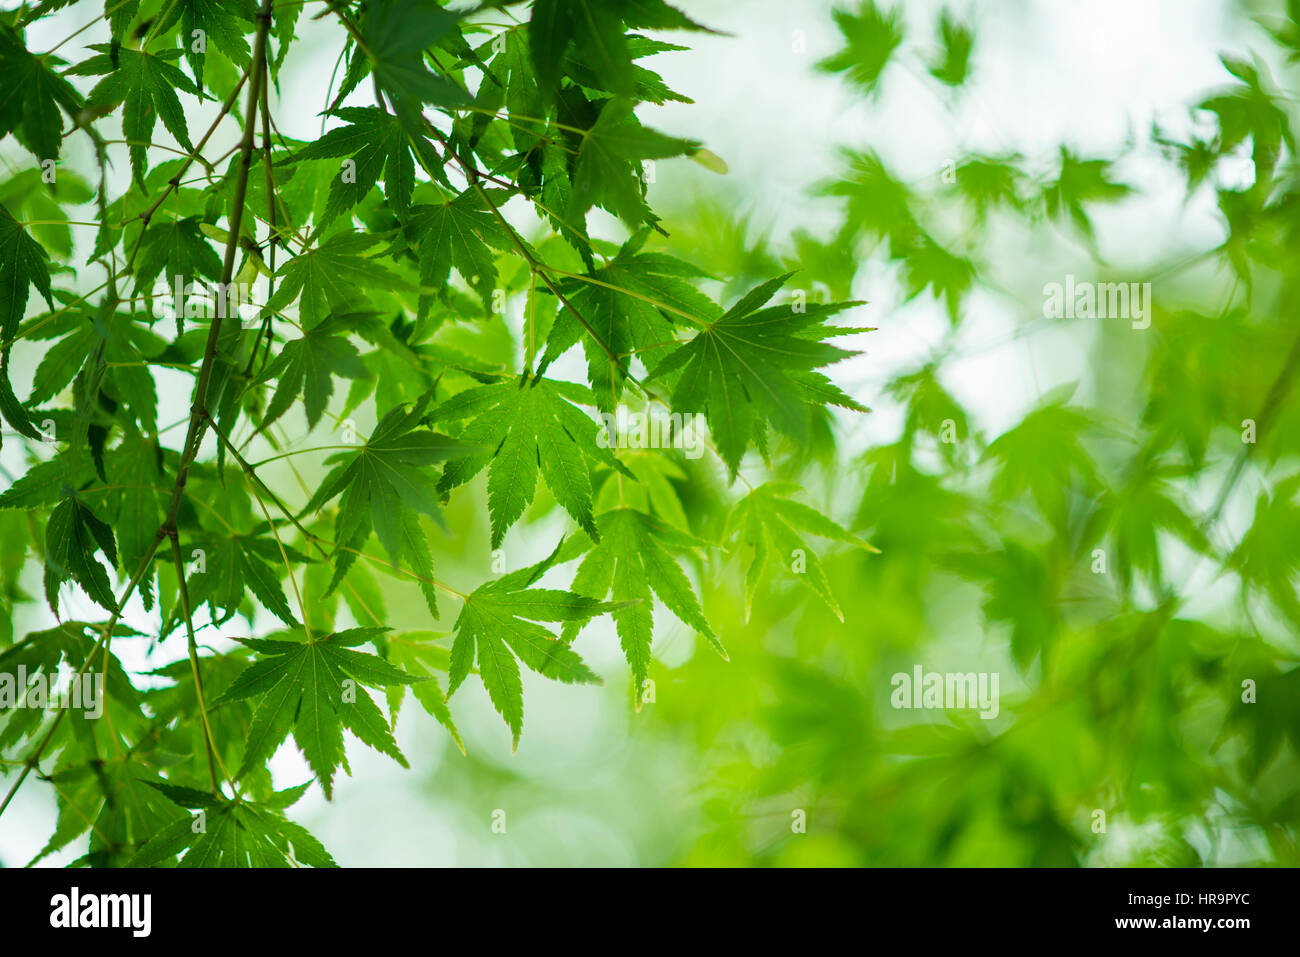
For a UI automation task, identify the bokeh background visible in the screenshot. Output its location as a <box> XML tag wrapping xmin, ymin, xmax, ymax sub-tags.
<box><xmin>3</xmin><ymin>0</ymin><xmax>1299</xmax><ymax>866</ymax></box>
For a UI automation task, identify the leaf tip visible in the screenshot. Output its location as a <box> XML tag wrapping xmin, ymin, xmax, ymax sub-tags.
<box><xmin>688</xmin><ymin>147</ymin><xmax>729</xmax><ymax>175</ymax></box>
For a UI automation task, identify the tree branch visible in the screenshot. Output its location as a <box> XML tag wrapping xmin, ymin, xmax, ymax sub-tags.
<box><xmin>167</xmin><ymin>530</ymin><xmax>227</xmax><ymax>791</ymax></box>
<box><xmin>0</xmin><ymin>0</ymin><xmax>278</xmax><ymax>824</ymax></box>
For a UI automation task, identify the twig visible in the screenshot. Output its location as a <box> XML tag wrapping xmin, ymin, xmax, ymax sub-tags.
<box><xmin>166</xmin><ymin>532</ymin><xmax>228</xmax><ymax>791</ymax></box>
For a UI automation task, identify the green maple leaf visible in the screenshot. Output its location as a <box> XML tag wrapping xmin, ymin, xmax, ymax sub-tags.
<box><xmin>483</xmin><ymin>28</ymin><xmax>545</xmax><ymax>152</ymax></box>
<box><xmin>105</xmin><ymin>0</ymin><xmax>141</xmax><ymax>42</ymax></box>
<box><xmin>594</xmin><ymin>448</ymin><xmax>691</xmax><ymax>529</ymax></box>
<box><xmin>887</xmin><ymin>363</ymin><xmax>970</xmax><ymax>457</ymax></box>
<box><xmin>430</xmin><ymin>375</ymin><xmax>621</xmax><ymax>548</ymax></box>
<box><xmin>189</xmin><ymin>531</ymin><xmax>310</xmax><ymax>628</ymax></box>
<box><xmin>529</xmin><ymin>0</ymin><xmax>712</xmax><ymax>100</ymax></box>
<box><xmin>549</xmin><ymin>0</ymin><xmax>635</xmax><ymax>97</ymax></box>
<box><xmin>820</xmin><ymin>149</ymin><xmax>918</xmax><ymax>244</ymax></box>
<box><xmin>985</xmin><ymin>397</ymin><xmax>1104</xmax><ymax>522</ymax></box>
<box><xmin>562</xmin><ymin>34</ymin><xmax>698</xmax><ymax>107</ymax></box>
<box><xmin>69</xmin><ymin>46</ymin><xmax>201</xmax><ymax>188</ymax></box>
<box><xmin>29</xmin><ymin>307</ymin><xmax>160</xmax><ymax>433</ymax></box>
<box><xmin>726</xmin><ymin>482</ymin><xmax>877</xmax><ymax>622</ymax></box>
<box><xmin>363</xmin><ymin>0</ymin><xmax>469</xmax><ymax>122</ymax></box>
<box><xmin>560</xmin><ymin>508</ymin><xmax>724</xmax><ymax>702</ymax></box>
<box><xmin>1200</xmin><ymin>55</ymin><xmax>1294</xmax><ymax>190</ymax></box>
<box><xmin>541</xmin><ymin>240</ymin><xmax>721</xmax><ymax>409</ymax></box>
<box><xmin>291</xmin><ymin>107</ymin><xmax>433</xmax><ymax>222</ymax></box>
<box><xmin>1102</xmin><ymin>455</ymin><xmax>1212</xmax><ymax>593</ymax></box>
<box><xmin>571</xmin><ymin>98</ymin><xmax>697</xmax><ymax>226</ymax></box>
<box><xmin>218</xmin><ymin>627</ymin><xmax>422</xmax><ymax>798</ymax></box>
<box><xmin>133</xmin><ymin>215</ymin><xmax>223</xmax><ymax>305</ymax></box>
<box><xmin>929</xmin><ymin>10</ymin><xmax>973</xmax><ymax>87</ymax></box>
<box><xmin>403</xmin><ymin>189</ymin><xmax>512</xmax><ymax>313</ymax></box>
<box><xmin>108</xmin><ymin>437</ymin><xmax>165</xmax><ymax>609</ymax></box>
<box><xmin>155</xmin><ymin>0</ymin><xmax>255</xmax><ymax>91</ymax></box>
<box><xmin>447</xmin><ymin>546</ymin><xmax>613</xmax><ymax>748</ymax></box>
<box><xmin>131</xmin><ymin>782</ymin><xmax>338</xmax><ymax>867</ymax></box>
<box><xmin>0</xmin><ymin>168</ymin><xmax>94</xmax><ymax>261</ymax></box>
<box><xmin>898</xmin><ymin>233</ymin><xmax>975</xmax><ymax>323</ymax></box>
<box><xmin>949</xmin><ymin>154</ymin><xmax>1026</xmax><ymax>221</ymax></box>
<box><xmin>648</xmin><ymin>273</ymin><xmax>867</xmax><ymax>476</ymax></box>
<box><xmin>1230</xmin><ymin>474</ymin><xmax>1300</xmax><ymax>627</ymax></box>
<box><xmin>619</xmin><ymin>0</ymin><xmax>718</xmax><ymax>31</ymax></box>
<box><xmin>384</xmin><ymin>631</ymin><xmax>463</xmax><ymax>752</ymax></box>
<box><xmin>272</xmin><ymin>1</ymin><xmax>304</xmax><ymax>74</ymax></box>
<box><xmin>266</xmin><ymin>231</ymin><xmax>406</xmax><ymax>326</ymax></box>
<box><xmin>49</xmin><ymin>759</ymin><xmax>175</xmax><ymax>868</ymax></box>
<box><xmin>0</xmin><ymin>620</ymin><xmax>138</xmax><ymax>742</ymax></box>
<box><xmin>1041</xmin><ymin>148</ymin><xmax>1130</xmax><ymax>240</ymax></box>
<box><xmin>538</xmin><ymin>142</ymin><xmax>593</xmax><ymax>266</ymax></box>
<box><xmin>301</xmin><ymin>400</ymin><xmax>470</xmax><ymax>616</ymax></box>
<box><xmin>1</xmin><ymin>627</ymin><xmax>144</xmax><ymax>826</ymax></box>
<box><xmin>260</xmin><ymin>312</ymin><xmax>368</xmax><ymax>429</ymax></box>
<box><xmin>0</xmin><ymin>449</ymin><xmax>94</xmax><ymax>511</ymax></box>
<box><xmin>44</xmin><ymin>493</ymin><xmax>119</xmax><ymax>613</ymax></box>
<box><xmin>530</xmin><ymin>0</ymin><xmax>627</xmax><ymax>99</ymax></box>
<box><xmin>948</xmin><ymin>541</ymin><xmax>1061</xmax><ymax>669</ymax></box>
<box><xmin>0</xmin><ymin>204</ymin><xmax>54</xmax><ymax>440</ymax></box>
<box><xmin>0</xmin><ymin>24</ymin><xmax>84</xmax><ymax>161</ymax></box>
<box><xmin>817</xmin><ymin>0</ymin><xmax>904</xmax><ymax>94</ymax></box>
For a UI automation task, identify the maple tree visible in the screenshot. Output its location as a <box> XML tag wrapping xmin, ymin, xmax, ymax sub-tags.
<box><xmin>6</xmin><ymin>0</ymin><xmax>1295</xmax><ymax>872</ymax></box>
<box><xmin>0</xmin><ymin>0</ymin><xmax>868</xmax><ymax>866</ymax></box>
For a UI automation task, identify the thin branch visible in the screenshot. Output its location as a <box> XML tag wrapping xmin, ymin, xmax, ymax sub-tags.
<box><xmin>121</xmin><ymin>69</ymin><xmax>253</xmax><ymax>276</ymax></box>
<box><xmin>0</xmin><ymin>0</ymin><xmax>279</xmax><ymax>825</ymax></box>
<box><xmin>157</xmin><ymin>0</ymin><xmax>275</xmax><ymax>543</ymax></box>
<box><xmin>166</xmin><ymin>531</ymin><xmax>228</xmax><ymax>791</ymax></box>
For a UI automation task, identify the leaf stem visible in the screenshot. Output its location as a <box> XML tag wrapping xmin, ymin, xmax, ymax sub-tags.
<box><xmin>424</xmin><ymin>122</ymin><xmax>636</xmax><ymax>397</ymax></box>
<box><xmin>202</xmin><ymin>410</ymin><xmax>467</xmax><ymax>600</ymax></box>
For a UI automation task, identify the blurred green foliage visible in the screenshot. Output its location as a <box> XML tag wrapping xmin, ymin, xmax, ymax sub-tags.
<box><xmin>629</xmin><ymin>0</ymin><xmax>1300</xmax><ymax>866</ymax></box>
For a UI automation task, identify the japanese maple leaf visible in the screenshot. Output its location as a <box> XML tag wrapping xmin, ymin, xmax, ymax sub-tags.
<box><xmin>559</xmin><ymin>507</ymin><xmax>725</xmax><ymax>702</ymax></box>
<box><xmin>430</xmin><ymin>375</ymin><xmax>623</xmax><ymax>547</ymax></box>
<box><xmin>132</xmin><ymin>781</ymin><xmax>337</xmax><ymax>867</ymax></box>
<box><xmin>648</xmin><ymin>273</ymin><xmax>867</xmax><ymax>476</ymax></box>
<box><xmin>725</xmin><ymin>482</ymin><xmax>878</xmax><ymax>622</ymax></box>
<box><xmin>290</xmin><ymin>106</ymin><xmax>437</xmax><ymax>222</ymax></box>
<box><xmin>218</xmin><ymin>627</ymin><xmax>423</xmax><ymax>798</ymax></box>
<box><xmin>69</xmin><ymin>46</ymin><xmax>201</xmax><ymax>188</ymax></box>
<box><xmin>447</xmin><ymin>546</ymin><xmax>620</xmax><ymax>748</ymax></box>
<box><xmin>301</xmin><ymin>399</ymin><xmax>472</xmax><ymax>615</ymax></box>
<box><xmin>541</xmin><ymin>239</ymin><xmax>721</xmax><ymax>410</ymax></box>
